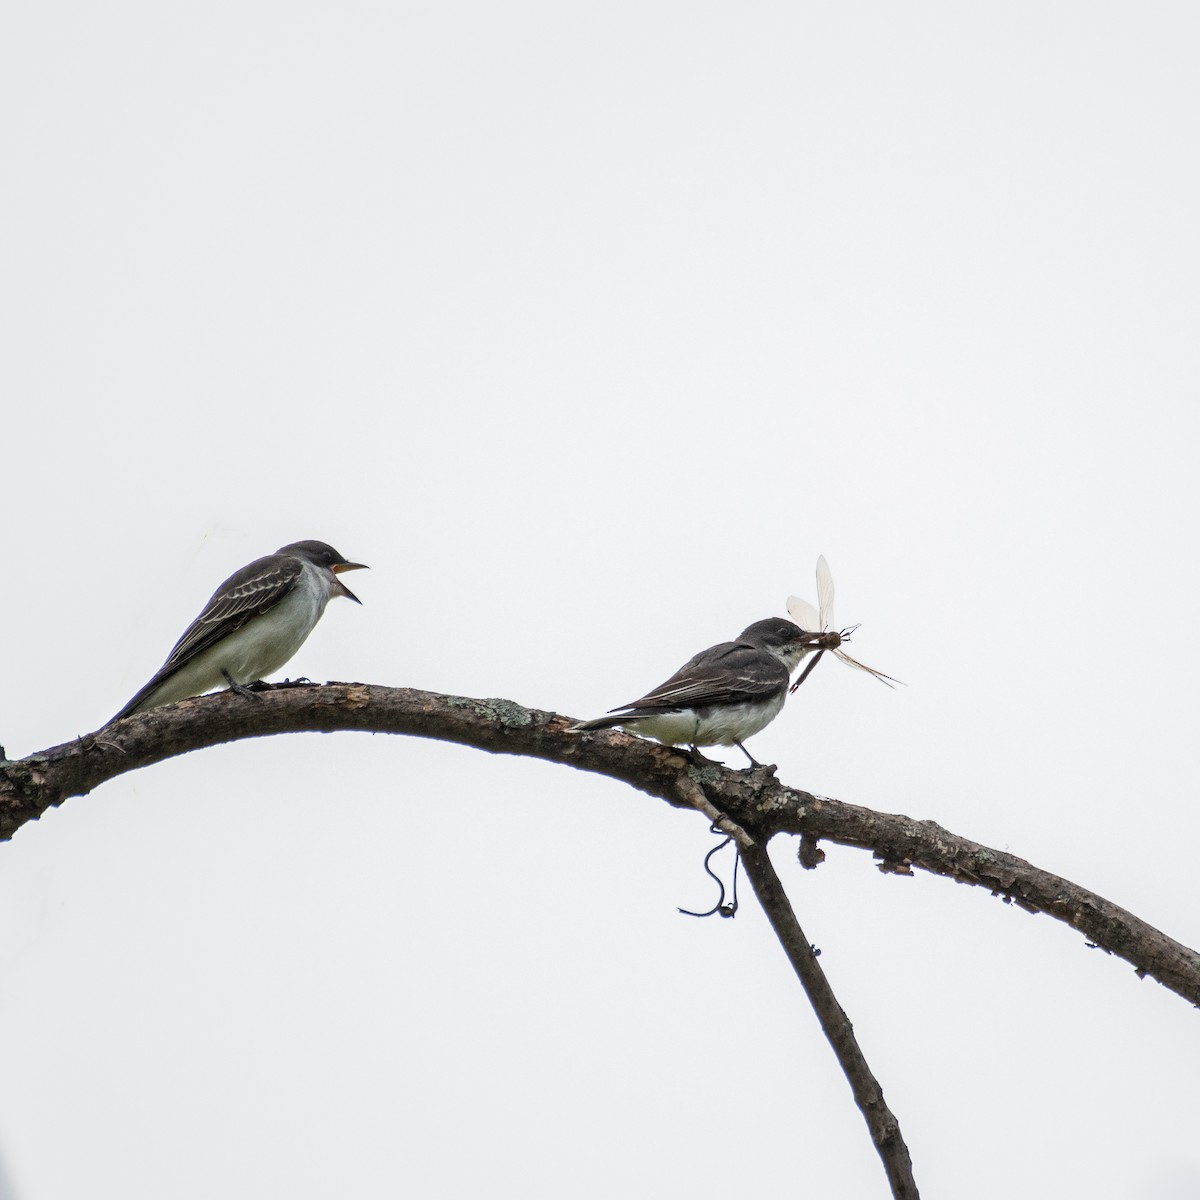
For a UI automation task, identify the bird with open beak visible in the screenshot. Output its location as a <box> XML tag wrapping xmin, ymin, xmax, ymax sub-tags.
<box><xmin>110</xmin><ymin>539</ymin><xmax>367</xmax><ymax>722</ymax></box>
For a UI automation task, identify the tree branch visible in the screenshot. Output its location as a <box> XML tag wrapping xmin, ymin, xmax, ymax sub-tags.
<box><xmin>3</xmin><ymin>682</ymin><xmax>1197</xmax><ymax>1013</ymax></box>
<box><xmin>10</xmin><ymin>680</ymin><xmax>1199</xmax><ymax>1198</ymax></box>
<box><xmin>675</xmin><ymin>773</ymin><xmax>918</xmax><ymax>1198</ymax></box>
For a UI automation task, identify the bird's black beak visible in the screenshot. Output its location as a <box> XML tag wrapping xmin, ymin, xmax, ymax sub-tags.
<box><xmin>332</xmin><ymin>561</ymin><xmax>368</xmax><ymax>604</ymax></box>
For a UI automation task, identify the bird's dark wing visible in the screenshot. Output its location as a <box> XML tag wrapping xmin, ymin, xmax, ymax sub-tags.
<box><xmin>112</xmin><ymin>555</ymin><xmax>304</xmax><ymax>719</ymax></box>
<box><xmin>158</xmin><ymin>554</ymin><xmax>303</xmax><ymax>671</ymax></box>
<box><xmin>610</xmin><ymin>640</ymin><xmax>789</xmax><ymax>715</ymax></box>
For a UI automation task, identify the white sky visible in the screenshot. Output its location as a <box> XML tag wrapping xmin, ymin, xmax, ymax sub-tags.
<box><xmin>3</xmin><ymin>2</ymin><xmax>1199</xmax><ymax>1197</ymax></box>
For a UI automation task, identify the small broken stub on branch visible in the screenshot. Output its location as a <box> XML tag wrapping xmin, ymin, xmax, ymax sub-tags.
<box><xmin>798</xmin><ymin>833</ymin><xmax>825</xmax><ymax>870</ymax></box>
<box><xmin>875</xmin><ymin>852</ymin><xmax>915</xmax><ymax>876</ymax></box>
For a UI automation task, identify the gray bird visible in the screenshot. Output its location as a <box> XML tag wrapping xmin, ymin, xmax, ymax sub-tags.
<box><xmin>572</xmin><ymin>617</ymin><xmax>815</xmax><ymax>768</ymax></box>
<box><xmin>111</xmin><ymin>540</ymin><xmax>367</xmax><ymax>722</ymax></box>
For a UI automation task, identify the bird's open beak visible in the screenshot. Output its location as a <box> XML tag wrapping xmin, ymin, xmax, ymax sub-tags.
<box><xmin>332</xmin><ymin>561</ymin><xmax>368</xmax><ymax>604</ymax></box>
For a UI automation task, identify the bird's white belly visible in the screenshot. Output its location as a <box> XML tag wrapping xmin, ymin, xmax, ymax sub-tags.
<box><xmin>149</xmin><ymin>585</ymin><xmax>326</xmax><ymax>706</ymax></box>
<box><xmin>625</xmin><ymin>709</ymin><xmax>703</xmax><ymax>746</ymax></box>
<box><xmin>625</xmin><ymin>692</ymin><xmax>786</xmax><ymax>748</ymax></box>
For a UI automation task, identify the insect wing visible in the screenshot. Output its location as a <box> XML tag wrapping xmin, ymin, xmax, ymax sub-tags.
<box><xmin>787</xmin><ymin>595</ymin><xmax>821</xmax><ymax>632</ymax></box>
<box><xmin>815</xmin><ymin>555</ymin><xmax>836</xmax><ymax>630</ymax></box>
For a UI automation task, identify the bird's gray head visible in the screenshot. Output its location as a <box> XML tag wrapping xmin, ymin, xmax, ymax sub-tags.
<box><xmin>278</xmin><ymin>540</ymin><xmax>369</xmax><ymax>603</ymax></box>
<box><xmin>737</xmin><ymin>617</ymin><xmax>815</xmax><ymax>672</ymax></box>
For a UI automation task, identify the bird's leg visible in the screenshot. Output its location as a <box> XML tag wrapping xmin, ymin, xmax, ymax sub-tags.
<box><xmin>734</xmin><ymin>742</ymin><xmax>776</xmax><ymax>774</ymax></box>
<box><xmin>221</xmin><ymin>670</ymin><xmax>264</xmax><ymax>701</ymax></box>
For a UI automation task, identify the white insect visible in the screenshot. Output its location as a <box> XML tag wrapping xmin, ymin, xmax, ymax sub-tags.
<box><xmin>787</xmin><ymin>556</ymin><xmax>902</xmax><ymax>693</ymax></box>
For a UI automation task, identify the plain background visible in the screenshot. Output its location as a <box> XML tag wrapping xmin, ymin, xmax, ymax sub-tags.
<box><xmin>3</xmin><ymin>3</ymin><xmax>1199</xmax><ymax>1196</ymax></box>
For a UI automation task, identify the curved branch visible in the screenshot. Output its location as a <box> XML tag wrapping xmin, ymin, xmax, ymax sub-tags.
<box><xmin>3</xmin><ymin>682</ymin><xmax>1198</xmax><ymax>1009</ymax></box>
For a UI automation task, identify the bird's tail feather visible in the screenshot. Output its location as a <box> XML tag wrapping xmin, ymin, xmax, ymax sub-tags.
<box><xmin>569</xmin><ymin>714</ymin><xmax>629</xmax><ymax>732</ymax></box>
<box><xmin>109</xmin><ymin>687</ymin><xmax>153</xmax><ymax>725</ymax></box>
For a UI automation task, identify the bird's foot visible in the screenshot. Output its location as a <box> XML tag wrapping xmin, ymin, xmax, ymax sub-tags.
<box><xmin>222</xmin><ymin>671</ymin><xmax>265</xmax><ymax>701</ymax></box>
<box><xmin>734</xmin><ymin>742</ymin><xmax>776</xmax><ymax>774</ymax></box>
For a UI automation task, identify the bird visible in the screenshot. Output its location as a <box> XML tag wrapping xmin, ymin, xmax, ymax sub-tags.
<box><xmin>110</xmin><ymin>539</ymin><xmax>368</xmax><ymax>722</ymax></box>
<box><xmin>571</xmin><ymin>617</ymin><xmax>816</xmax><ymax>768</ymax></box>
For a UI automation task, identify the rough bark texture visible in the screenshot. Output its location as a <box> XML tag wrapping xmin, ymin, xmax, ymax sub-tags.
<box><xmin>2</xmin><ymin>682</ymin><xmax>1197</xmax><ymax>1009</ymax></box>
